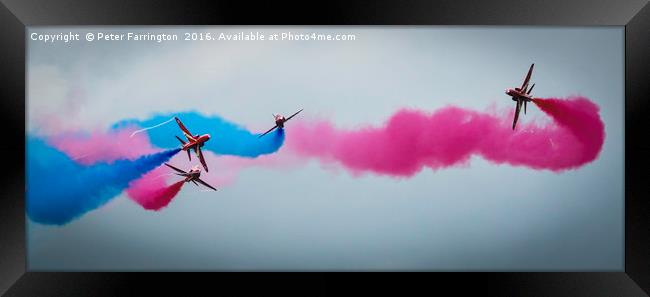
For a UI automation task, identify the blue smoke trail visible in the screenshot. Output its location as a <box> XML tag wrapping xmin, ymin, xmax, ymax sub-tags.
<box><xmin>112</xmin><ymin>111</ymin><xmax>285</xmax><ymax>158</ymax></box>
<box><xmin>26</xmin><ymin>137</ymin><xmax>180</xmax><ymax>225</ymax></box>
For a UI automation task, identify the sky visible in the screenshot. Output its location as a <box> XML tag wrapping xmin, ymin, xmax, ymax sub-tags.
<box><xmin>26</xmin><ymin>26</ymin><xmax>624</xmax><ymax>271</ymax></box>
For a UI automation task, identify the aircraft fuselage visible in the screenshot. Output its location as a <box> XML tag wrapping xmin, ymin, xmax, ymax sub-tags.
<box><xmin>183</xmin><ymin>170</ymin><xmax>201</xmax><ymax>182</ymax></box>
<box><xmin>275</xmin><ymin>116</ymin><xmax>286</xmax><ymax>128</ymax></box>
<box><xmin>506</xmin><ymin>88</ymin><xmax>533</xmax><ymax>102</ymax></box>
<box><xmin>181</xmin><ymin>134</ymin><xmax>210</xmax><ymax>151</ymax></box>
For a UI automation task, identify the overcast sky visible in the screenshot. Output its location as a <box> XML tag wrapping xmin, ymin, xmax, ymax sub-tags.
<box><xmin>27</xmin><ymin>26</ymin><xmax>624</xmax><ymax>271</ymax></box>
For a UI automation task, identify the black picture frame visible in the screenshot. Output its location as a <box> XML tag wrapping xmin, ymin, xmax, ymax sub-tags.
<box><xmin>1</xmin><ymin>0</ymin><xmax>649</xmax><ymax>296</ymax></box>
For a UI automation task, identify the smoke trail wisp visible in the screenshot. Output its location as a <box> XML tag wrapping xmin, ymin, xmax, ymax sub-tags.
<box><xmin>113</xmin><ymin>111</ymin><xmax>285</xmax><ymax>157</ymax></box>
<box><xmin>129</xmin><ymin>117</ymin><xmax>176</xmax><ymax>138</ymax></box>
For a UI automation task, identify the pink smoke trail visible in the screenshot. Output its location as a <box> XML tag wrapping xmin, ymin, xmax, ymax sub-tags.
<box><xmin>285</xmin><ymin>96</ymin><xmax>605</xmax><ymax>176</ymax></box>
<box><xmin>127</xmin><ymin>180</ymin><xmax>185</xmax><ymax>211</ymax></box>
<box><xmin>531</xmin><ymin>97</ymin><xmax>604</xmax><ymax>166</ymax></box>
<box><xmin>48</xmin><ymin>127</ymin><xmax>159</xmax><ymax>165</ymax></box>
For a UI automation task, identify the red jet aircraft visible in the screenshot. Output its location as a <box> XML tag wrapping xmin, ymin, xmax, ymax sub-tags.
<box><xmin>174</xmin><ymin>117</ymin><xmax>210</xmax><ymax>172</ymax></box>
<box><xmin>164</xmin><ymin>163</ymin><xmax>217</xmax><ymax>191</ymax></box>
<box><xmin>258</xmin><ymin>109</ymin><xmax>303</xmax><ymax>138</ymax></box>
<box><xmin>505</xmin><ymin>63</ymin><xmax>536</xmax><ymax>130</ymax></box>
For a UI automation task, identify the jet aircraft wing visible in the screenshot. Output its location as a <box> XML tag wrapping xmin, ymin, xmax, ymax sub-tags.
<box><xmin>520</xmin><ymin>63</ymin><xmax>534</xmax><ymax>91</ymax></box>
<box><xmin>284</xmin><ymin>109</ymin><xmax>303</xmax><ymax>122</ymax></box>
<box><xmin>196</xmin><ymin>178</ymin><xmax>217</xmax><ymax>191</ymax></box>
<box><xmin>258</xmin><ymin>125</ymin><xmax>278</xmax><ymax>138</ymax></box>
<box><xmin>197</xmin><ymin>146</ymin><xmax>209</xmax><ymax>172</ymax></box>
<box><xmin>175</xmin><ymin>117</ymin><xmax>196</xmax><ymax>141</ymax></box>
<box><xmin>512</xmin><ymin>100</ymin><xmax>522</xmax><ymax>130</ymax></box>
<box><xmin>164</xmin><ymin>163</ymin><xmax>187</xmax><ymax>174</ymax></box>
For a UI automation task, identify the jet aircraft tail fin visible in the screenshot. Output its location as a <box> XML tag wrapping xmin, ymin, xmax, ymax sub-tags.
<box><xmin>175</xmin><ymin>135</ymin><xmax>186</xmax><ymax>145</ymax></box>
<box><xmin>524</xmin><ymin>100</ymin><xmax>527</xmax><ymax>114</ymax></box>
<box><xmin>527</xmin><ymin>83</ymin><xmax>535</xmax><ymax>95</ymax></box>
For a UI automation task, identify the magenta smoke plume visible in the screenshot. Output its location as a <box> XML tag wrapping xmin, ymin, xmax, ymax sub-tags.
<box><xmin>128</xmin><ymin>178</ymin><xmax>185</xmax><ymax>211</ymax></box>
<box><xmin>286</xmin><ymin>96</ymin><xmax>605</xmax><ymax>176</ymax></box>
